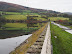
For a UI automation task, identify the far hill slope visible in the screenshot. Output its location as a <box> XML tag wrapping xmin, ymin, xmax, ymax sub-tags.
<box><xmin>0</xmin><ymin>1</ymin><xmax>27</xmax><ymax>11</ymax></box>
<box><xmin>0</xmin><ymin>1</ymin><xmax>60</xmax><ymax>14</ymax></box>
<box><xmin>64</xmin><ymin>12</ymin><xmax>72</xmax><ymax>15</ymax></box>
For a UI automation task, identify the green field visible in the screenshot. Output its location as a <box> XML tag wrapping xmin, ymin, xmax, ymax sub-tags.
<box><xmin>3</xmin><ymin>15</ymin><xmax>47</xmax><ymax>21</ymax></box>
<box><xmin>3</xmin><ymin>23</ymin><xmax>27</xmax><ymax>28</ymax></box>
<box><xmin>0</xmin><ymin>11</ymin><xmax>21</xmax><ymax>15</ymax></box>
<box><xmin>3</xmin><ymin>15</ymin><xmax>27</xmax><ymax>20</ymax></box>
<box><xmin>6</xmin><ymin>12</ymin><xmax>21</xmax><ymax>15</ymax></box>
<box><xmin>48</xmin><ymin>17</ymin><xmax>69</xmax><ymax>21</ymax></box>
<box><xmin>22</xmin><ymin>12</ymin><xmax>39</xmax><ymax>15</ymax></box>
<box><xmin>0</xmin><ymin>11</ymin><xmax>47</xmax><ymax>21</ymax></box>
<box><xmin>51</xmin><ymin>24</ymin><xmax>72</xmax><ymax>54</ymax></box>
<box><xmin>37</xmin><ymin>17</ymin><xmax>47</xmax><ymax>21</ymax></box>
<box><xmin>0</xmin><ymin>10</ymin><xmax>39</xmax><ymax>15</ymax></box>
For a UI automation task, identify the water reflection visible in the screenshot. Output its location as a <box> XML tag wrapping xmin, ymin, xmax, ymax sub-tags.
<box><xmin>27</xmin><ymin>23</ymin><xmax>43</xmax><ymax>28</ymax></box>
<box><xmin>0</xmin><ymin>22</ymin><xmax>6</xmax><ymax>30</ymax></box>
<box><xmin>0</xmin><ymin>22</ymin><xmax>45</xmax><ymax>39</ymax></box>
<box><xmin>0</xmin><ymin>34</ymin><xmax>32</xmax><ymax>54</ymax></box>
<box><xmin>1</xmin><ymin>22</ymin><xmax>44</xmax><ymax>29</ymax></box>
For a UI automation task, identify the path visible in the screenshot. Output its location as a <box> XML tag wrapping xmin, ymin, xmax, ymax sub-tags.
<box><xmin>41</xmin><ymin>22</ymin><xmax>51</xmax><ymax>54</ymax></box>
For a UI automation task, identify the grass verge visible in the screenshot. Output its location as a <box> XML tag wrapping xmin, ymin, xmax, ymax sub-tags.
<box><xmin>50</xmin><ymin>23</ymin><xmax>72</xmax><ymax>54</ymax></box>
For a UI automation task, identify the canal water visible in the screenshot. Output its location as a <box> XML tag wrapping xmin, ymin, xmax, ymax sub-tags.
<box><xmin>51</xmin><ymin>22</ymin><xmax>72</xmax><ymax>34</ymax></box>
<box><xmin>0</xmin><ymin>34</ymin><xmax>32</xmax><ymax>54</ymax></box>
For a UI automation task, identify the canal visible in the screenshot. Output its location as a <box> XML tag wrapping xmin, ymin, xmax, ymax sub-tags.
<box><xmin>0</xmin><ymin>34</ymin><xmax>32</xmax><ymax>54</ymax></box>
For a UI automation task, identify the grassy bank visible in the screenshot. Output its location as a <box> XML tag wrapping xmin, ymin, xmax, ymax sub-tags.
<box><xmin>10</xmin><ymin>22</ymin><xmax>48</xmax><ymax>54</ymax></box>
<box><xmin>50</xmin><ymin>23</ymin><xmax>72</xmax><ymax>54</ymax></box>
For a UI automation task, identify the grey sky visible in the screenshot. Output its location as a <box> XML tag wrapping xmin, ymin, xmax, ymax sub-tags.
<box><xmin>0</xmin><ymin>0</ymin><xmax>72</xmax><ymax>12</ymax></box>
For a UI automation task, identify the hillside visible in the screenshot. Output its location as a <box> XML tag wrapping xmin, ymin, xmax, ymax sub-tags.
<box><xmin>0</xmin><ymin>1</ymin><xmax>60</xmax><ymax>14</ymax></box>
<box><xmin>64</xmin><ymin>12</ymin><xmax>72</xmax><ymax>15</ymax></box>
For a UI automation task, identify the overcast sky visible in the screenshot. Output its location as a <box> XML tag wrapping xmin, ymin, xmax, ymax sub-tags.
<box><xmin>0</xmin><ymin>0</ymin><xmax>72</xmax><ymax>12</ymax></box>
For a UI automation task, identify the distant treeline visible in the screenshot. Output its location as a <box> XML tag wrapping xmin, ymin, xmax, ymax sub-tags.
<box><xmin>39</xmin><ymin>13</ymin><xmax>72</xmax><ymax>20</ymax></box>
